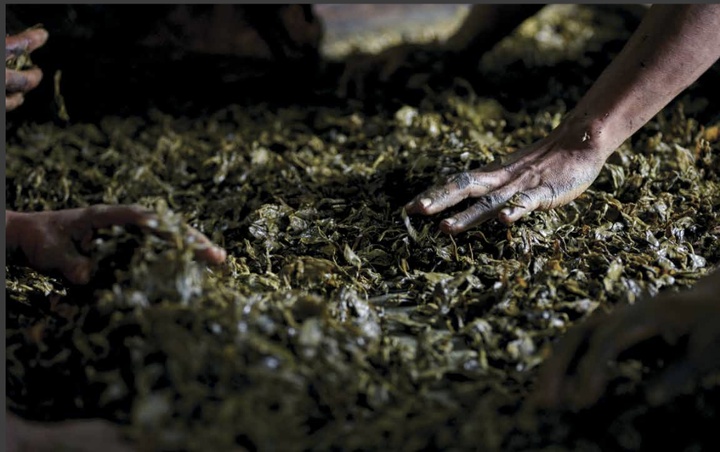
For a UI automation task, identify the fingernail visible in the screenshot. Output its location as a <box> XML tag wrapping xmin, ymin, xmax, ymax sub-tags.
<box><xmin>498</xmin><ymin>209</ymin><xmax>512</xmax><ymax>225</ymax></box>
<box><xmin>440</xmin><ymin>218</ymin><xmax>457</xmax><ymax>234</ymax></box>
<box><xmin>141</xmin><ymin>218</ymin><xmax>159</xmax><ymax>229</ymax></box>
<box><xmin>420</xmin><ymin>198</ymin><xmax>432</xmax><ymax>209</ymax></box>
<box><xmin>35</xmin><ymin>29</ymin><xmax>49</xmax><ymax>42</ymax></box>
<box><xmin>217</xmin><ymin>247</ymin><xmax>227</xmax><ymax>261</ymax></box>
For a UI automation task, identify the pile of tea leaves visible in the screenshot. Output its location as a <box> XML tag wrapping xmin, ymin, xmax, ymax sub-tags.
<box><xmin>6</xmin><ymin>5</ymin><xmax>720</xmax><ymax>452</ymax></box>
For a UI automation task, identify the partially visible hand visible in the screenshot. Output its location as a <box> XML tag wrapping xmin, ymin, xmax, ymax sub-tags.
<box><xmin>148</xmin><ymin>5</ymin><xmax>323</xmax><ymax>62</ymax></box>
<box><xmin>8</xmin><ymin>205</ymin><xmax>227</xmax><ymax>285</ymax></box>
<box><xmin>7</xmin><ymin>412</ymin><xmax>134</xmax><ymax>452</ymax></box>
<box><xmin>531</xmin><ymin>272</ymin><xmax>720</xmax><ymax>411</ymax></box>
<box><xmin>6</xmin><ymin>27</ymin><xmax>48</xmax><ymax>111</ymax></box>
<box><xmin>405</xmin><ymin>129</ymin><xmax>608</xmax><ymax>234</ymax></box>
<box><xmin>337</xmin><ymin>42</ymin><xmax>442</xmax><ymax>99</ymax></box>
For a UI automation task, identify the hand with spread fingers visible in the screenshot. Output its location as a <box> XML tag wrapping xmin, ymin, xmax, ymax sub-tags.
<box><xmin>6</xmin><ymin>27</ymin><xmax>49</xmax><ymax>111</ymax></box>
<box><xmin>531</xmin><ymin>271</ymin><xmax>720</xmax><ymax>411</ymax></box>
<box><xmin>5</xmin><ymin>205</ymin><xmax>227</xmax><ymax>286</ymax></box>
<box><xmin>407</xmin><ymin>5</ymin><xmax>720</xmax><ymax>234</ymax></box>
<box><xmin>404</xmin><ymin>128</ymin><xmax>607</xmax><ymax>234</ymax></box>
<box><xmin>336</xmin><ymin>5</ymin><xmax>542</xmax><ymax>99</ymax></box>
<box><xmin>337</xmin><ymin>42</ymin><xmax>442</xmax><ymax>99</ymax></box>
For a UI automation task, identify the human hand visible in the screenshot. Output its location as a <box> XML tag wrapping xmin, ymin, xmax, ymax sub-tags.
<box><xmin>405</xmin><ymin>128</ymin><xmax>609</xmax><ymax>234</ymax></box>
<box><xmin>337</xmin><ymin>42</ymin><xmax>448</xmax><ymax>99</ymax></box>
<box><xmin>531</xmin><ymin>272</ymin><xmax>720</xmax><ymax>410</ymax></box>
<box><xmin>6</xmin><ymin>205</ymin><xmax>227</xmax><ymax>285</ymax></box>
<box><xmin>6</xmin><ymin>27</ymin><xmax>48</xmax><ymax>111</ymax></box>
<box><xmin>6</xmin><ymin>412</ymin><xmax>135</xmax><ymax>452</ymax></box>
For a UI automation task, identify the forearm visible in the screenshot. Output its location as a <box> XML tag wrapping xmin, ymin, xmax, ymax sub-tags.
<box><xmin>6</xmin><ymin>210</ymin><xmax>27</xmax><ymax>252</ymax></box>
<box><xmin>444</xmin><ymin>4</ymin><xmax>544</xmax><ymax>54</ymax></box>
<box><xmin>558</xmin><ymin>5</ymin><xmax>720</xmax><ymax>156</ymax></box>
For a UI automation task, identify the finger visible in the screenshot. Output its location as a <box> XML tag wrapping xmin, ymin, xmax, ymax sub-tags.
<box><xmin>61</xmin><ymin>253</ymin><xmax>94</xmax><ymax>285</ymax></box>
<box><xmin>6</xmin><ymin>28</ymin><xmax>49</xmax><ymax>60</ymax></box>
<box><xmin>646</xmin><ymin>359</ymin><xmax>698</xmax><ymax>406</ymax></box>
<box><xmin>6</xmin><ymin>93</ymin><xmax>24</xmax><ymax>111</ymax></box>
<box><xmin>337</xmin><ymin>72</ymin><xmax>349</xmax><ymax>98</ymax></box>
<box><xmin>337</xmin><ymin>60</ymin><xmax>359</xmax><ymax>98</ymax></box>
<box><xmin>439</xmin><ymin>182</ymin><xmax>519</xmax><ymax>234</ymax></box>
<box><xmin>73</xmin><ymin>204</ymin><xmax>153</xmax><ymax>245</ymax></box>
<box><xmin>646</xmin><ymin>325</ymin><xmax>720</xmax><ymax>405</ymax></box>
<box><xmin>405</xmin><ymin>171</ymin><xmax>503</xmax><ymax>216</ymax></box>
<box><xmin>498</xmin><ymin>184</ymin><xmax>553</xmax><ymax>225</ymax></box>
<box><xmin>83</xmin><ymin>205</ymin><xmax>154</xmax><ymax>231</ymax></box>
<box><xmin>354</xmin><ymin>70</ymin><xmax>365</xmax><ymax>99</ymax></box>
<box><xmin>186</xmin><ymin>228</ymin><xmax>227</xmax><ymax>264</ymax></box>
<box><xmin>570</xmin><ymin>309</ymin><xmax>665</xmax><ymax>409</ymax></box>
<box><xmin>531</xmin><ymin>315</ymin><xmax>606</xmax><ymax>409</ymax></box>
<box><xmin>6</xmin><ymin>68</ymin><xmax>43</xmax><ymax>93</ymax></box>
<box><xmin>83</xmin><ymin>205</ymin><xmax>226</xmax><ymax>264</ymax></box>
<box><xmin>378</xmin><ymin>54</ymin><xmax>405</xmax><ymax>82</ymax></box>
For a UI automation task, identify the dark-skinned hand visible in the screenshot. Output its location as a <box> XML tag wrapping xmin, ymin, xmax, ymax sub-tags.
<box><xmin>6</xmin><ymin>412</ymin><xmax>134</xmax><ymax>452</ymax></box>
<box><xmin>7</xmin><ymin>205</ymin><xmax>227</xmax><ymax>285</ymax></box>
<box><xmin>405</xmin><ymin>130</ymin><xmax>607</xmax><ymax>234</ymax></box>
<box><xmin>531</xmin><ymin>271</ymin><xmax>720</xmax><ymax>411</ymax></box>
<box><xmin>336</xmin><ymin>41</ymin><xmax>461</xmax><ymax>99</ymax></box>
<box><xmin>6</xmin><ymin>27</ymin><xmax>48</xmax><ymax>111</ymax></box>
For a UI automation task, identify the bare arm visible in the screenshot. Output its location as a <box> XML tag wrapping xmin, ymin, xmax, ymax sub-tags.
<box><xmin>564</xmin><ymin>4</ymin><xmax>720</xmax><ymax>155</ymax></box>
<box><xmin>444</xmin><ymin>4</ymin><xmax>544</xmax><ymax>54</ymax></box>
<box><xmin>338</xmin><ymin>4</ymin><xmax>543</xmax><ymax>98</ymax></box>
<box><xmin>407</xmin><ymin>5</ymin><xmax>720</xmax><ymax>233</ymax></box>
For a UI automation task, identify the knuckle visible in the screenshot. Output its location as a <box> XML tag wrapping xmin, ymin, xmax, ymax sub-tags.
<box><xmin>88</xmin><ymin>204</ymin><xmax>107</xmax><ymax>215</ymax></box>
<box><xmin>542</xmin><ymin>181</ymin><xmax>558</xmax><ymax>201</ymax></box>
<box><xmin>449</xmin><ymin>172</ymin><xmax>473</xmax><ymax>191</ymax></box>
<box><xmin>526</xmin><ymin>172</ymin><xmax>542</xmax><ymax>187</ymax></box>
<box><xmin>474</xmin><ymin>196</ymin><xmax>493</xmax><ymax>211</ymax></box>
<box><xmin>456</xmin><ymin>211</ymin><xmax>474</xmax><ymax>225</ymax></box>
<box><xmin>516</xmin><ymin>192</ymin><xmax>533</xmax><ymax>204</ymax></box>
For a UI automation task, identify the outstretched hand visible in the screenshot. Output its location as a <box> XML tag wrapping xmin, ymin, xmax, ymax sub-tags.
<box><xmin>7</xmin><ymin>205</ymin><xmax>227</xmax><ymax>285</ymax></box>
<box><xmin>6</xmin><ymin>27</ymin><xmax>48</xmax><ymax>111</ymax></box>
<box><xmin>405</xmin><ymin>130</ymin><xmax>608</xmax><ymax>234</ymax></box>
<box><xmin>531</xmin><ymin>272</ymin><xmax>720</xmax><ymax>410</ymax></box>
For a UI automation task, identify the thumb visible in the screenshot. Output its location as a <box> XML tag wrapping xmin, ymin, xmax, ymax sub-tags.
<box><xmin>61</xmin><ymin>253</ymin><xmax>94</xmax><ymax>285</ymax></box>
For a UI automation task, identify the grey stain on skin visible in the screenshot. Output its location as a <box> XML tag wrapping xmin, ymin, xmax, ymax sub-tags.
<box><xmin>542</xmin><ymin>181</ymin><xmax>560</xmax><ymax>207</ymax></box>
<box><xmin>514</xmin><ymin>192</ymin><xmax>534</xmax><ymax>207</ymax></box>
<box><xmin>473</xmin><ymin>194</ymin><xmax>496</xmax><ymax>213</ymax></box>
<box><xmin>450</xmin><ymin>172</ymin><xmax>473</xmax><ymax>190</ymax></box>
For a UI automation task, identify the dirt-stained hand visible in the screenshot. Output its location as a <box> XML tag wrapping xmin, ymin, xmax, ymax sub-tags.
<box><xmin>405</xmin><ymin>132</ymin><xmax>607</xmax><ymax>234</ymax></box>
<box><xmin>6</xmin><ymin>27</ymin><xmax>48</xmax><ymax>111</ymax></box>
<box><xmin>337</xmin><ymin>42</ymin><xmax>443</xmax><ymax>99</ymax></box>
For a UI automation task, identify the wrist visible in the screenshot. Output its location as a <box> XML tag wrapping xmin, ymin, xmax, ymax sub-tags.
<box><xmin>549</xmin><ymin>110</ymin><xmax>626</xmax><ymax>160</ymax></box>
